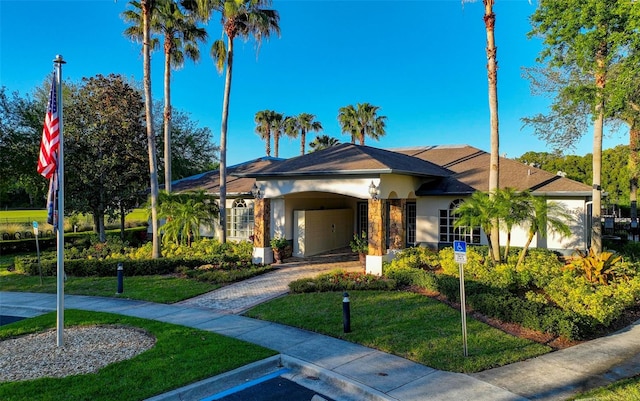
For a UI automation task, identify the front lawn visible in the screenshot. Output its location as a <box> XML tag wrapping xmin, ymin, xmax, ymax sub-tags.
<box><xmin>244</xmin><ymin>290</ymin><xmax>551</xmax><ymax>373</ymax></box>
<box><xmin>0</xmin><ymin>270</ymin><xmax>219</xmax><ymax>304</ymax></box>
<box><xmin>0</xmin><ymin>310</ymin><xmax>276</xmax><ymax>401</ymax></box>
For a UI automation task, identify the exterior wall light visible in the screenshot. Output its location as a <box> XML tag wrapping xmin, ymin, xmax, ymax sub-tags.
<box><xmin>368</xmin><ymin>181</ymin><xmax>380</xmax><ymax>200</ymax></box>
<box><xmin>251</xmin><ymin>182</ymin><xmax>263</xmax><ymax>199</ymax></box>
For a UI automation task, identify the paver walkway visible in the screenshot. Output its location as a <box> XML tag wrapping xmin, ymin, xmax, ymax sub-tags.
<box><xmin>178</xmin><ymin>247</ymin><xmax>363</xmax><ymax>313</ymax></box>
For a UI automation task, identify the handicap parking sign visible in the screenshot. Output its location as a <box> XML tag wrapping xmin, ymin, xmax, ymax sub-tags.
<box><xmin>453</xmin><ymin>241</ymin><xmax>467</xmax><ymax>263</ymax></box>
<box><xmin>454</xmin><ymin>241</ymin><xmax>466</xmax><ymax>253</ymax></box>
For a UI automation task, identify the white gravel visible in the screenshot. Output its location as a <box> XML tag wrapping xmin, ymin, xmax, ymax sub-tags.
<box><xmin>0</xmin><ymin>325</ymin><xmax>156</xmax><ymax>382</ymax></box>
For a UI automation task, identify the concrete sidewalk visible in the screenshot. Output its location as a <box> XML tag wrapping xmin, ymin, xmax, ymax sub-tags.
<box><xmin>3</xmin><ymin>251</ymin><xmax>640</xmax><ymax>400</ymax></box>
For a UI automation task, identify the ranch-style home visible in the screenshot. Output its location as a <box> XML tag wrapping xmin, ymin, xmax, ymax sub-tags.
<box><xmin>171</xmin><ymin>143</ymin><xmax>592</xmax><ymax>275</ymax></box>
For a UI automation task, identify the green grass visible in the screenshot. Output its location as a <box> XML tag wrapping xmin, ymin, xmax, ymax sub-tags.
<box><xmin>244</xmin><ymin>291</ymin><xmax>552</xmax><ymax>373</ymax></box>
<box><xmin>571</xmin><ymin>375</ymin><xmax>640</xmax><ymax>400</ymax></box>
<box><xmin>1</xmin><ymin>267</ymin><xmax>221</xmax><ymax>303</ymax></box>
<box><xmin>1</xmin><ymin>253</ymin><xmax>221</xmax><ymax>303</ymax></box>
<box><xmin>0</xmin><ymin>209</ymin><xmax>147</xmax><ymax>225</ymax></box>
<box><xmin>0</xmin><ymin>309</ymin><xmax>276</xmax><ymax>401</ymax></box>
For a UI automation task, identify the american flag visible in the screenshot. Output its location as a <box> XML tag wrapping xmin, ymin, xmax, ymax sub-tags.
<box><xmin>37</xmin><ymin>74</ymin><xmax>59</xmax><ymax>179</ymax></box>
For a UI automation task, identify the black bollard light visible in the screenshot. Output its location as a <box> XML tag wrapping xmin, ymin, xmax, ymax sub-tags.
<box><xmin>342</xmin><ymin>292</ymin><xmax>351</xmax><ymax>333</ymax></box>
<box><xmin>117</xmin><ymin>262</ymin><xmax>124</xmax><ymax>294</ymax></box>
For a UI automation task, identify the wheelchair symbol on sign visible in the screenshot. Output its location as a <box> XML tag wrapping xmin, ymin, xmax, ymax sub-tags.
<box><xmin>454</xmin><ymin>241</ymin><xmax>466</xmax><ymax>253</ymax></box>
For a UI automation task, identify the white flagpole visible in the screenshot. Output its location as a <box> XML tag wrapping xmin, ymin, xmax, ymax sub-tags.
<box><xmin>54</xmin><ymin>55</ymin><xmax>66</xmax><ymax>347</ymax></box>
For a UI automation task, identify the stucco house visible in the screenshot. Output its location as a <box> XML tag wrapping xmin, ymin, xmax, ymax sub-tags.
<box><xmin>173</xmin><ymin>143</ymin><xmax>592</xmax><ymax>274</ymax></box>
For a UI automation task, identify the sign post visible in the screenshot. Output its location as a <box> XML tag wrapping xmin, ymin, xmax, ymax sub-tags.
<box><xmin>453</xmin><ymin>240</ymin><xmax>468</xmax><ymax>357</ymax></box>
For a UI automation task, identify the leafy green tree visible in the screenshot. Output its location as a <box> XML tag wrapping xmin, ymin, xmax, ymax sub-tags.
<box><xmin>186</xmin><ymin>0</ymin><xmax>280</xmax><ymax>243</ymax></box>
<box><xmin>0</xmin><ymin>87</ymin><xmax>46</xmax><ymax>207</ymax></box>
<box><xmin>64</xmin><ymin>74</ymin><xmax>148</xmax><ymax>242</ymax></box>
<box><xmin>516</xmin><ymin>196</ymin><xmax>572</xmax><ymax>268</ymax></box>
<box><xmin>337</xmin><ymin>103</ymin><xmax>386</xmax><ymax>146</ymax></box>
<box><xmin>157</xmin><ymin>190</ymin><xmax>218</xmax><ymax>246</ymax></box>
<box><xmin>157</xmin><ymin>107</ymin><xmax>219</xmax><ymax>180</ymax></box>
<box><xmin>309</xmin><ymin>135</ymin><xmax>340</xmax><ymax>152</ymax></box>
<box><xmin>529</xmin><ymin>0</ymin><xmax>639</xmax><ymax>254</ymax></box>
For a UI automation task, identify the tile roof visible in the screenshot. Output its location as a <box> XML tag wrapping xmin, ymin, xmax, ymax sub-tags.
<box><xmin>393</xmin><ymin>145</ymin><xmax>592</xmax><ymax>195</ymax></box>
<box><xmin>234</xmin><ymin>143</ymin><xmax>451</xmax><ymax>178</ymax></box>
<box><xmin>170</xmin><ymin>144</ymin><xmax>591</xmax><ymax>198</ymax></box>
<box><xmin>171</xmin><ymin>157</ymin><xmax>285</xmax><ymax>195</ymax></box>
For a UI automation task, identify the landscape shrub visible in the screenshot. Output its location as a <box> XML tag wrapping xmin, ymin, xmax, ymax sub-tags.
<box><xmin>545</xmin><ymin>272</ymin><xmax>640</xmax><ymax>326</ymax></box>
<box><xmin>182</xmin><ymin>265</ymin><xmax>274</xmax><ymax>284</ymax></box>
<box><xmin>387</xmin><ymin>246</ymin><xmax>440</xmax><ymax>270</ymax></box>
<box><xmin>383</xmin><ymin>264</ymin><xmax>438</xmax><ymax>290</ymax></box>
<box><xmin>383</xmin><ymin>247</ymin><xmax>440</xmax><ymax>290</ymax></box>
<box><xmin>14</xmin><ymin>237</ymin><xmax>259</xmax><ymax>278</ymax></box>
<box><xmin>126</xmin><ymin>238</ymin><xmax>253</xmax><ymax>263</ymax></box>
<box><xmin>289</xmin><ymin>270</ymin><xmax>396</xmax><ymax>293</ymax></box>
<box><xmin>439</xmin><ymin>246</ymin><xmax>564</xmax><ymax>291</ymax></box>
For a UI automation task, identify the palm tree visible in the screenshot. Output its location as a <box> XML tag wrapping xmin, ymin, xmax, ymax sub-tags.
<box><xmin>462</xmin><ymin>0</ymin><xmax>502</xmax><ymax>261</ymax></box>
<box><xmin>337</xmin><ymin>105</ymin><xmax>358</xmax><ymax>144</ymax></box>
<box><xmin>453</xmin><ymin>191</ymin><xmax>499</xmax><ymax>263</ymax></box>
<box><xmin>494</xmin><ymin>188</ymin><xmax>531</xmax><ymax>261</ymax></box>
<box><xmin>157</xmin><ymin>190</ymin><xmax>218</xmax><ymax>246</ymax></box>
<box><xmin>483</xmin><ymin>0</ymin><xmax>502</xmax><ymax>264</ymax></box>
<box><xmin>187</xmin><ymin>0</ymin><xmax>280</xmax><ymax>243</ymax></box>
<box><xmin>516</xmin><ymin>196</ymin><xmax>572</xmax><ymax>268</ymax></box>
<box><xmin>254</xmin><ymin>109</ymin><xmax>276</xmax><ymax>156</ymax></box>
<box><xmin>270</xmin><ymin>112</ymin><xmax>285</xmax><ymax>157</ymax></box>
<box><xmin>123</xmin><ymin>0</ymin><xmax>161</xmax><ymax>258</ymax></box>
<box><xmin>338</xmin><ymin>103</ymin><xmax>386</xmax><ymax>145</ymax></box>
<box><xmin>123</xmin><ymin>0</ymin><xmax>207</xmax><ymax>193</ymax></box>
<box><xmin>309</xmin><ymin>135</ymin><xmax>340</xmax><ymax>152</ymax></box>
<box><xmin>284</xmin><ymin>115</ymin><xmax>299</xmax><ymax>146</ymax></box>
<box><xmin>298</xmin><ymin>113</ymin><xmax>322</xmax><ymax>155</ymax></box>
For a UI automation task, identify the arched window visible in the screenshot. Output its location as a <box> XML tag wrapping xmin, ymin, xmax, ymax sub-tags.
<box><xmin>438</xmin><ymin>199</ymin><xmax>481</xmax><ymax>244</ymax></box>
<box><xmin>227</xmin><ymin>199</ymin><xmax>254</xmax><ymax>240</ymax></box>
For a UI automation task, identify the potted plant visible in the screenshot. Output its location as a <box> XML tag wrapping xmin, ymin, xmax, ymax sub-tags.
<box><xmin>350</xmin><ymin>231</ymin><xmax>368</xmax><ymax>267</ymax></box>
<box><xmin>270</xmin><ymin>236</ymin><xmax>288</xmax><ymax>264</ymax></box>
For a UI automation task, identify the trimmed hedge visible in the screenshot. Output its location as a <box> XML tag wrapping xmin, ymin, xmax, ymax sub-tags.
<box><xmin>289</xmin><ymin>270</ymin><xmax>396</xmax><ymax>293</ymax></box>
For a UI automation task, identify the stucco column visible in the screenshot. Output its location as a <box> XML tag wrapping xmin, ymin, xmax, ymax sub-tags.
<box><xmin>252</xmin><ymin>198</ymin><xmax>273</xmax><ymax>264</ymax></box>
<box><xmin>388</xmin><ymin>199</ymin><xmax>405</xmax><ymax>250</ymax></box>
<box><xmin>366</xmin><ymin>198</ymin><xmax>386</xmax><ymax>275</ymax></box>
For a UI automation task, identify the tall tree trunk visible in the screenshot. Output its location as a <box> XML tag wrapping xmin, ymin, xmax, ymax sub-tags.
<box><xmin>300</xmin><ymin>129</ymin><xmax>306</xmax><ymax>155</ymax></box>
<box><xmin>142</xmin><ymin>0</ymin><xmax>161</xmax><ymax>258</ymax></box>
<box><xmin>630</xmin><ymin>121</ymin><xmax>639</xmax><ymax>236</ymax></box>
<box><xmin>219</xmin><ymin>36</ymin><xmax>234</xmax><ymax>244</ymax></box>
<box><xmin>591</xmin><ymin>50</ymin><xmax>606</xmax><ymax>254</ymax></box>
<box><xmin>265</xmin><ymin>124</ymin><xmax>271</xmax><ymax>157</ymax></box>
<box><xmin>274</xmin><ymin>134</ymin><xmax>279</xmax><ymax>157</ymax></box>
<box><xmin>163</xmin><ymin>38</ymin><xmax>173</xmax><ymax>192</ymax></box>
<box><xmin>484</xmin><ymin>0</ymin><xmax>501</xmax><ymax>263</ymax></box>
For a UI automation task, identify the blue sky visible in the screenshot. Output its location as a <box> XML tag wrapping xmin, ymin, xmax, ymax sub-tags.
<box><xmin>0</xmin><ymin>0</ymin><xmax>627</xmax><ymax>166</ymax></box>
